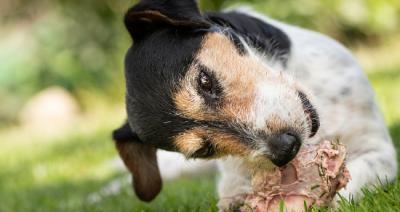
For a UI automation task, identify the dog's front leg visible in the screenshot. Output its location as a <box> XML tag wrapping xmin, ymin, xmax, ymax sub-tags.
<box><xmin>337</xmin><ymin>134</ymin><xmax>397</xmax><ymax>202</ymax></box>
<box><xmin>217</xmin><ymin>157</ymin><xmax>252</xmax><ymax>211</ymax></box>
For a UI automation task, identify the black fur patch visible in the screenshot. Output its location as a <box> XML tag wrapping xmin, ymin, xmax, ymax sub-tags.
<box><xmin>113</xmin><ymin>122</ymin><xmax>140</xmax><ymax>143</ymax></box>
<box><xmin>129</xmin><ymin>0</ymin><xmax>204</xmax><ymax>23</ymax></box>
<box><xmin>205</xmin><ymin>11</ymin><xmax>291</xmax><ymax>66</ymax></box>
<box><xmin>297</xmin><ymin>91</ymin><xmax>320</xmax><ymax>137</ymax></box>
<box><xmin>225</xmin><ymin>29</ymin><xmax>247</xmax><ymax>55</ymax></box>
<box><xmin>125</xmin><ymin>28</ymin><xmax>207</xmax><ymax>150</ymax></box>
<box><xmin>125</xmin><ymin>0</ymin><xmax>210</xmax><ymax>41</ymax></box>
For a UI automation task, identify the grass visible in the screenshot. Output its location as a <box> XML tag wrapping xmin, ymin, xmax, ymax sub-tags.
<box><xmin>0</xmin><ymin>67</ymin><xmax>399</xmax><ymax>211</ymax></box>
<box><xmin>0</xmin><ymin>119</ymin><xmax>218</xmax><ymax>212</ymax></box>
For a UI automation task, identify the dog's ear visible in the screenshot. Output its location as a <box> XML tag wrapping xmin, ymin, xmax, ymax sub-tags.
<box><xmin>124</xmin><ymin>0</ymin><xmax>210</xmax><ymax>40</ymax></box>
<box><xmin>113</xmin><ymin>122</ymin><xmax>161</xmax><ymax>202</ymax></box>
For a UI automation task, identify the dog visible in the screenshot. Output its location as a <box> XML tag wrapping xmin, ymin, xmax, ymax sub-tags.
<box><xmin>112</xmin><ymin>0</ymin><xmax>397</xmax><ymax>209</ymax></box>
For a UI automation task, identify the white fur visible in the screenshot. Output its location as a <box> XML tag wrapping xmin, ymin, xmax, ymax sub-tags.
<box><xmin>216</xmin><ymin>7</ymin><xmax>397</xmax><ymax>205</ymax></box>
<box><xmin>155</xmin><ymin>7</ymin><xmax>397</xmax><ymax>208</ymax></box>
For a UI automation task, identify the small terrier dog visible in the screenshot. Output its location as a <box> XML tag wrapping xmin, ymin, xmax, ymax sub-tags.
<box><xmin>113</xmin><ymin>0</ymin><xmax>397</xmax><ymax>209</ymax></box>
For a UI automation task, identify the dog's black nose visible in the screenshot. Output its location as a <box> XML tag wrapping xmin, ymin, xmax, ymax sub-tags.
<box><xmin>268</xmin><ymin>132</ymin><xmax>301</xmax><ymax>167</ymax></box>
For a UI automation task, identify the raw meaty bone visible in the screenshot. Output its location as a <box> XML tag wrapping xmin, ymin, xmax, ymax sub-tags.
<box><xmin>240</xmin><ymin>140</ymin><xmax>351</xmax><ymax>212</ymax></box>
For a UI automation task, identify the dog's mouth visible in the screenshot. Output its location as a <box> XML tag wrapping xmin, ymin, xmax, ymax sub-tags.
<box><xmin>297</xmin><ymin>91</ymin><xmax>320</xmax><ymax>137</ymax></box>
<box><xmin>238</xmin><ymin>140</ymin><xmax>350</xmax><ymax>210</ymax></box>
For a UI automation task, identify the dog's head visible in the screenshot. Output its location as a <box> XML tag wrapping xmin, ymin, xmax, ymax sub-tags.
<box><xmin>114</xmin><ymin>0</ymin><xmax>320</xmax><ymax>201</ymax></box>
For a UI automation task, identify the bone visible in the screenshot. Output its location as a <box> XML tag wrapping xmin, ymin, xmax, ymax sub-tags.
<box><xmin>240</xmin><ymin>140</ymin><xmax>350</xmax><ymax>212</ymax></box>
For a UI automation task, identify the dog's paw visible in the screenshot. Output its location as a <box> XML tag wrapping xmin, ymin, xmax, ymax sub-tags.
<box><xmin>217</xmin><ymin>194</ymin><xmax>247</xmax><ymax>212</ymax></box>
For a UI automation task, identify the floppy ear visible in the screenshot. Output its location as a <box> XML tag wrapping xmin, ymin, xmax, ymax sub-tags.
<box><xmin>113</xmin><ymin>122</ymin><xmax>161</xmax><ymax>202</ymax></box>
<box><xmin>124</xmin><ymin>0</ymin><xmax>210</xmax><ymax>40</ymax></box>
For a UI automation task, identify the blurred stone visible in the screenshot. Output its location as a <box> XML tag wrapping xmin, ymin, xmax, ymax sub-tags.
<box><xmin>19</xmin><ymin>86</ymin><xmax>80</xmax><ymax>133</ymax></box>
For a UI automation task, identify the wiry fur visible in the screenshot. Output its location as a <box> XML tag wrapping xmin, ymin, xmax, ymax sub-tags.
<box><xmin>215</xmin><ymin>7</ymin><xmax>397</xmax><ymax>209</ymax></box>
<box><xmin>113</xmin><ymin>1</ymin><xmax>397</xmax><ymax>210</ymax></box>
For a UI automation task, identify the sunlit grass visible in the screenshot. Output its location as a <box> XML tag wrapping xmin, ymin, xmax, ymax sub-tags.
<box><xmin>0</xmin><ymin>66</ymin><xmax>399</xmax><ymax>211</ymax></box>
<box><xmin>0</xmin><ymin>106</ymin><xmax>218</xmax><ymax>211</ymax></box>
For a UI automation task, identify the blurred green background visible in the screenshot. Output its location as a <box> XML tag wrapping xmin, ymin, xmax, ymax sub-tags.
<box><xmin>0</xmin><ymin>0</ymin><xmax>399</xmax><ymax>211</ymax></box>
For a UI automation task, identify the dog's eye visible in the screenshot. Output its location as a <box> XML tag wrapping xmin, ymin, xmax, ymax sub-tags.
<box><xmin>196</xmin><ymin>65</ymin><xmax>222</xmax><ymax>104</ymax></box>
<box><xmin>198</xmin><ymin>71</ymin><xmax>213</xmax><ymax>93</ymax></box>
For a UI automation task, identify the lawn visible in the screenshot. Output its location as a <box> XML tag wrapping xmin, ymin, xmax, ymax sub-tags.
<box><xmin>0</xmin><ymin>67</ymin><xmax>399</xmax><ymax>212</ymax></box>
